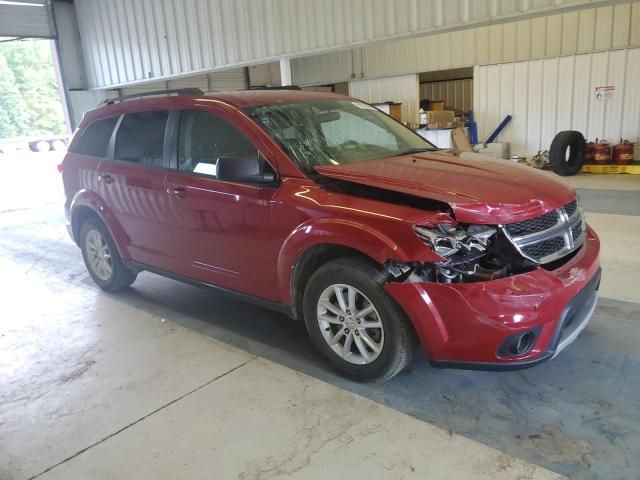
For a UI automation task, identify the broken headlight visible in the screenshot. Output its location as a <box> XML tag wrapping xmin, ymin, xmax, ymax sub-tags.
<box><xmin>412</xmin><ymin>223</ymin><xmax>507</xmax><ymax>283</ymax></box>
<box><xmin>413</xmin><ymin>224</ymin><xmax>496</xmax><ymax>263</ymax></box>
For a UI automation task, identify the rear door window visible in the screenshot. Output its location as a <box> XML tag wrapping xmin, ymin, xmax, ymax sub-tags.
<box><xmin>177</xmin><ymin>110</ymin><xmax>258</xmax><ymax>178</ymax></box>
<box><xmin>71</xmin><ymin>117</ymin><xmax>118</xmax><ymax>157</ymax></box>
<box><xmin>114</xmin><ymin>110</ymin><xmax>169</xmax><ymax>168</ymax></box>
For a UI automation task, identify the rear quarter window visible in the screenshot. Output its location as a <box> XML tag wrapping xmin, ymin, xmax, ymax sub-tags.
<box><xmin>70</xmin><ymin>117</ymin><xmax>119</xmax><ymax>157</ymax></box>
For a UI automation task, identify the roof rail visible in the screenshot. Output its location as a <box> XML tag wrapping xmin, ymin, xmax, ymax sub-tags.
<box><xmin>248</xmin><ymin>85</ymin><xmax>302</xmax><ymax>90</ymax></box>
<box><xmin>103</xmin><ymin>88</ymin><xmax>204</xmax><ymax>105</ymax></box>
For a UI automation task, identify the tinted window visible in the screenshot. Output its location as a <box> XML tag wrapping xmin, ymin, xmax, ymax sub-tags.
<box><xmin>178</xmin><ymin>110</ymin><xmax>258</xmax><ymax>177</ymax></box>
<box><xmin>71</xmin><ymin>117</ymin><xmax>118</xmax><ymax>157</ymax></box>
<box><xmin>114</xmin><ymin>110</ymin><xmax>169</xmax><ymax>168</ymax></box>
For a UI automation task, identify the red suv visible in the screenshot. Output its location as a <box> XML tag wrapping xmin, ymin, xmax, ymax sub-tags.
<box><xmin>62</xmin><ymin>89</ymin><xmax>600</xmax><ymax>381</ymax></box>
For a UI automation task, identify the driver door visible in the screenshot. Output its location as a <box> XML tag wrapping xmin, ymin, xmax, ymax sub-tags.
<box><xmin>164</xmin><ymin>109</ymin><xmax>281</xmax><ymax>299</ymax></box>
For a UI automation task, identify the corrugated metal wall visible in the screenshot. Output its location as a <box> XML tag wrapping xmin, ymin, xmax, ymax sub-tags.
<box><xmin>73</xmin><ymin>0</ymin><xmax>627</xmax><ymax>89</ymax></box>
<box><xmin>248</xmin><ymin>63</ymin><xmax>281</xmax><ymax>87</ymax></box>
<box><xmin>349</xmin><ymin>74</ymin><xmax>419</xmax><ymax>125</ymax></box>
<box><xmin>473</xmin><ymin>48</ymin><xmax>640</xmax><ymax>157</ymax></box>
<box><xmin>116</xmin><ymin>69</ymin><xmax>247</xmax><ymax>96</ymax></box>
<box><xmin>293</xmin><ymin>1</ymin><xmax>640</xmax><ymax>85</ymax></box>
<box><xmin>419</xmin><ymin>79</ymin><xmax>473</xmax><ymax>113</ymax></box>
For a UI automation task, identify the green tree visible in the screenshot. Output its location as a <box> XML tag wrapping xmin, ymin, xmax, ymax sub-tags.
<box><xmin>0</xmin><ymin>39</ymin><xmax>65</xmax><ymax>138</ymax></box>
<box><xmin>0</xmin><ymin>51</ymin><xmax>28</xmax><ymax>138</ymax></box>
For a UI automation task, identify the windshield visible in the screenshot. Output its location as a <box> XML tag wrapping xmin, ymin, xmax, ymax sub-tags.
<box><xmin>245</xmin><ymin>99</ymin><xmax>437</xmax><ymax>173</ymax></box>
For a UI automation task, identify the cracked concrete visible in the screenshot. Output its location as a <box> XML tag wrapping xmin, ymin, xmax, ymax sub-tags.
<box><xmin>27</xmin><ymin>358</ymin><xmax>563</xmax><ymax>480</ymax></box>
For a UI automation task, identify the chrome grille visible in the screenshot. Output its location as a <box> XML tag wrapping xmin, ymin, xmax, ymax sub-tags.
<box><xmin>522</xmin><ymin>236</ymin><xmax>565</xmax><ymax>259</ymax></box>
<box><xmin>571</xmin><ymin>223</ymin><xmax>583</xmax><ymax>240</ymax></box>
<box><xmin>564</xmin><ymin>199</ymin><xmax>578</xmax><ymax>217</ymax></box>
<box><xmin>504</xmin><ymin>210</ymin><xmax>559</xmax><ymax>237</ymax></box>
<box><xmin>502</xmin><ymin>200</ymin><xmax>585</xmax><ymax>264</ymax></box>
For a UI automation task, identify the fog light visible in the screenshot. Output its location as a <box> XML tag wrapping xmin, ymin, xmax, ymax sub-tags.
<box><xmin>513</xmin><ymin>331</ymin><xmax>535</xmax><ymax>355</ymax></box>
<box><xmin>497</xmin><ymin>327</ymin><xmax>541</xmax><ymax>358</ymax></box>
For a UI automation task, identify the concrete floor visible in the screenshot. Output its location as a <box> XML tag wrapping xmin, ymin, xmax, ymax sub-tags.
<box><xmin>1</xmin><ymin>155</ymin><xmax>639</xmax><ymax>480</ymax></box>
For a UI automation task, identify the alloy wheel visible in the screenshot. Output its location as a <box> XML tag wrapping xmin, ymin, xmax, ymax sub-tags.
<box><xmin>316</xmin><ymin>283</ymin><xmax>384</xmax><ymax>365</ymax></box>
<box><xmin>85</xmin><ymin>229</ymin><xmax>113</xmax><ymax>281</ymax></box>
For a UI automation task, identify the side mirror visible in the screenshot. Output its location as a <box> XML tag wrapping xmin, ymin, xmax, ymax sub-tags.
<box><xmin>216</xmin><ymin>155</ymin><xmax>276</xmax><ymax>185</ymax></box>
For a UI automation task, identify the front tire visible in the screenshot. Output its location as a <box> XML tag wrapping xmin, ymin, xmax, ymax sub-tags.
<box><xmin>79</xmin><ymin>217</ymin><xmax>137</xmax><ymax>292</ymax></box>
<box><xmin>303</xmin><ymin>257</ymin><xmax>416</xmax><ymax>382</ymax></box>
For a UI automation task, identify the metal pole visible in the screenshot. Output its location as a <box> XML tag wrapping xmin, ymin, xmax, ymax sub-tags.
<box><xmin>47</xmin><ymin>0</ymin><xmax>75</xmax><ymax>134</ymax></box>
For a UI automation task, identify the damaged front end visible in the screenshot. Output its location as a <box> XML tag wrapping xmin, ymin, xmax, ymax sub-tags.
<box><xmin>386</xmin><ymin>221</ymin><xmax>536</xmax><ymax>284</ymax></box>
<box><xmin>311</xmin><ymin>173</ymin><xmax>571</xmax><ymax>285</ymax></box>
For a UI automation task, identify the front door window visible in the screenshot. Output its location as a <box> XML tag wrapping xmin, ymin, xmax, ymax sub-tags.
<box><xmin>177</xmin><ymin>110</ymin><xmax>258</xmax><ymax>179</ymax></box>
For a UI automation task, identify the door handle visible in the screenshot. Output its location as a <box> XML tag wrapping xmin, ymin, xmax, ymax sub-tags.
<box><xmin>167</xmin><ymin>187</ymin><xmax>186</xmax><ymax>198</ymax></box>
<box><xmin>99</xmin><ymin>174</ymin><xmax>115</xmax><ymax>184</ymax></box>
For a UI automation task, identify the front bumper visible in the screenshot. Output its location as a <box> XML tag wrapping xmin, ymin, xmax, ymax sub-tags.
<box><xmin>385</xmin><ymin>226</ymin><xmax>601</xmax><ymax>370</ymax></box>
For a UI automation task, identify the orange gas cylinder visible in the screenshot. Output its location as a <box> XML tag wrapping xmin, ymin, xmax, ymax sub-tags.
<box><xmin>592</xmin><ymin>139</ymin><xmax>611</xmax><ymax>165</ymax></box>
<box><xmin>612</xmin><ymin>139</ymin><xmax>634</xmax><ymax>165</ymax></box>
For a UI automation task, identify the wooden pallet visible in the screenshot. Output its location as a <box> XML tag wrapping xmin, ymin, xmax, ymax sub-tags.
<box><xmin>581</xmin><ymin>163</ymin><xmax>640</xmax><ymax>174</ymax></box>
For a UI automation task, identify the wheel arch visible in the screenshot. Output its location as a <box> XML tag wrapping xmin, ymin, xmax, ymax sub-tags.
<box><xmin>278</xmin><ymin>218</ymin><xmax>413</xmax><ymax>319</ymax></box>
<box><xmin>289</xmin><ymin>243</ymin><xmax>380</xmax><ymax>320</ymax></box>
<box><xmin>71</xmin><ymin>205</ymin><xmax>99</xmax><ymax>243</ymax></box>
<box><xmin>69</xmin><ymin>190</ymin><xmax>131</xmax><ymax>259</ymax></box>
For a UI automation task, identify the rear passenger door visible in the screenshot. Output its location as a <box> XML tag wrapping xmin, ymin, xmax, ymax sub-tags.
<box><xmin>97</xmin><ymin>110</ymin><xmax>175</xmax><ymax>269</ymax></box>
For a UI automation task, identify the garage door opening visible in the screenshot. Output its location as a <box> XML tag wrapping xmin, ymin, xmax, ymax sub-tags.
<box><xmin>0</xmin><ymin>37</ymin><xmax>67</xmax><ymax>211</ymax></box>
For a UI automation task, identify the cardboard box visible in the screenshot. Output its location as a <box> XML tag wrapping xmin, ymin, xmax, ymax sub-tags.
<box><xmin>451</xmin><ymin>127</ymin><xmax>472</xmax><ymax>152</ymax></box>
<box><xmin>372</xmin><ymin>102</ymin><xmax>402</xmax><ymax>122</ymax></box>
<box><xmin>427</xmin><ymin>122</ymin><xmax>461</xmax><ymax>129</ymax></box>
<box><xmin>425</xmin><ymin>110</ymin><xmax>454</xmax><ymax>125</ymax></box>
<box><xmin>429</xmin><ymin>100</ymin><xmax>445</xmax><ymax>111</ymax></box>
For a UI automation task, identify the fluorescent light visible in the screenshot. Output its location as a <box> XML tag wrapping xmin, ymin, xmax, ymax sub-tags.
<box><xmin>0</xmin><ymin>1</ymin><xmax>46</xmax><ymax>7</ymax></box>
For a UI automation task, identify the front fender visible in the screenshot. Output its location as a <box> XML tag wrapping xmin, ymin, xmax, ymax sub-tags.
<box><xmin>276</xmin><ymin>217</ymin><xmax>436</xmax><ymax>306</ymax></box>
<box><xmin>69</xmin><ymin>189</ymin><xmax>132</xmax><ymax>259</ymax></box>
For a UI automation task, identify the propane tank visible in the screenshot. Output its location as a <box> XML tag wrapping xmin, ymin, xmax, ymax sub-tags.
<box><xmin>612</xmin><ymin>139</ymin><xmax>634</xmax><ymax>165</ymax></box>
<box><xmin>592</xmin><ymin>139</ymin><xmax>611</xmax><ymax>165</ymax></box>
<box><xmin>585</xmin><ymin>140</ymin><xmax>596</xmax><ymax>164</ymax></box>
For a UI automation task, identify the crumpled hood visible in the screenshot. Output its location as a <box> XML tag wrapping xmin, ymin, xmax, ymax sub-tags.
<box><xmin>314</xmin><ymin>151</ymin><xmax>576</xmax><ymax>224</ymax></box>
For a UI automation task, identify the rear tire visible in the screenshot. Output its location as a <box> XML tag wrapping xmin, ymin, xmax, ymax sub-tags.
<box><xmin>549</xmin><ymin>130</ymin><xmax>585</xmax><ymax>176</ymax></box>
<box><xmin>303</xmin><ymin>257</ymin><xmax>416</xmax><ymax>382</ymax></box>
<box><xmin>79</xmin><ymin>217</ymin><xmax>137</xmax><ymax>292</ymax></box>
